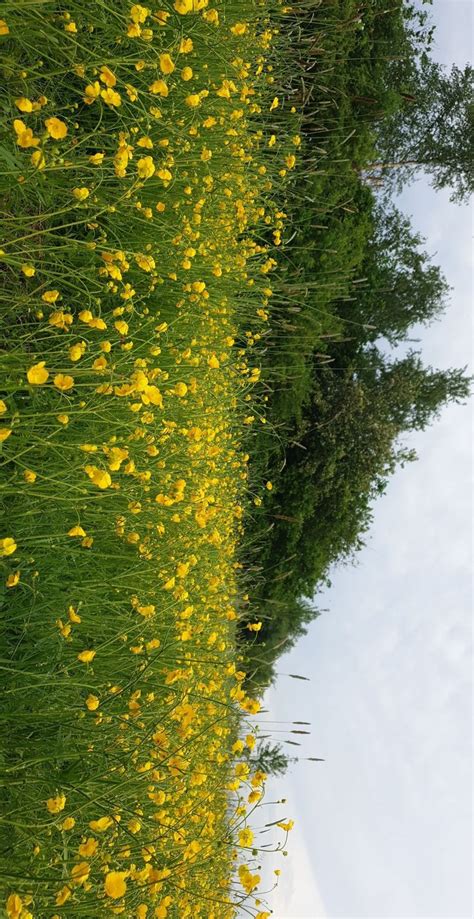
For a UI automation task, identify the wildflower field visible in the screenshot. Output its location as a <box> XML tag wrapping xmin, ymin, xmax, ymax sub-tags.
<box><xmin>0</xmin><ymin>1</ymin><xmax>297</xmax><ymax>916</ymax></box>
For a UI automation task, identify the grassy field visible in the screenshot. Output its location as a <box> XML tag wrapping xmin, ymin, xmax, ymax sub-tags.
<box><xmin>0</xmin><ymin>2</ymin><xmax>297</xmax><ymax>916</ymax></box>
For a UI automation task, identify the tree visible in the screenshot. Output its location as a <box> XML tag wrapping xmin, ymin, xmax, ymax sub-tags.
<box><xmin>372</xmin><ymin>62</ymin><xmax>474</xmax><ymax>202</ymax></box>
<box><xmin>338</xmin><ymin>204</ymin><xmax>449</xmax><ymax>345</ymax></box>
<box><xmin>249</xmin><ymin>741</ymin><xmax>292</xmax><ymax>777</ymax></box>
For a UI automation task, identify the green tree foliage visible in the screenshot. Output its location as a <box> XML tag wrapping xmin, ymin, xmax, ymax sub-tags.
<box><xmin>239</xmin><ymin>0</ymin><xmax>472</xmax><ymax>691</ymax></box>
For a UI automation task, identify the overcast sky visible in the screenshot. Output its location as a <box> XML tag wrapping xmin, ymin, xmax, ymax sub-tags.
<box><xmin>253</xmin><ymin>3</ymin><xmax>473</xmax><ymax>917</ymax></box>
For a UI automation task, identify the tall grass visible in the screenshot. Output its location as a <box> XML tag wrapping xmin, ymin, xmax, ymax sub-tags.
<box><xmin>0</xmin><ymin>1</ymin><xmax>298</xmax><ymax>915</ymax></box>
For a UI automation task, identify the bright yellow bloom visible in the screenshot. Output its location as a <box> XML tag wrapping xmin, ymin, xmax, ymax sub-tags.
<box><xmin>174</xmin><ymin>0</ymin><xmax>193</xmax><ymax>13</ymax></box>
<box><xmin>101</xmin><ymin>88</ymin><xmax>121</xmax><ymax>107</ymax></box>
<box><xmin>84</xmin><ymin>465</ymin><xmax>112</xmax><ymax>489</ymax></box>
<box><xmin>0</xmin><ymin>428</ymin><xmax>12</xmax><ymax>442</ymax></box>
<box><xmin>15</xmin><ymin>97</ymin><xmax>33</xmax><ymax>113</ymax></box>
<box><xmin>137</xmin><ymin>156</ymin><xmax>155</xmax><ymax>179</ymax></box>
<box><xmin>130</xmin><ymin>4</ymin><xmax>150</xmax><ymax>24</ymax></box>
<box><xmin>42</xmin><ymin>289</ymin><xmax>60</xmax><ymax>304</ymax></box>
<box><xmin>45</xmin><ymin>117</ymin><xmax>68</xmax><ymax>139</ymax></box>
<box><xmin>54</xmin><ymin>373</ymin><xmax>74</xmax><ymax>392</ymax></box>
<box><xmin>72</xmin><ymin>187</ymin><xmax>89</xmax><ymax>201</ymax></box>
<box><xmin>46</xmin><ymin>793</ymin><xmax>66</xmax><ymax>814</ymax></box>
<box><xmin>185</xmin><ymin>93</ymin><xmax>201</xmax><ymax>108</ymax></box>
<box><xmin>27</xmin><ymin>361</ymin><xmax>49</xmax><ymax>385</ymax></box>
<box><xmin>100</xmin><ymin>65</ymin><xmax>117</xmax><ymax>87</ymax></box>
<box><xmin>64</xmin><ymin>20</ymin><xmax>77</xmax><ymax>32</ymax></box>
<box><xmin>114</xmin><ymin>319</ymin><xmax>128</xmax><ymax>336</ymax></box>
<box><xmin>181</xmin><ymin>66</ymin><xmax>193</xmax><ymax>81</ymax></box>
<box><xmin>57</xmin><ymin>413</ymin><xmax>69</xmax><ymax>425</ymax></box>
<box><xmin>231</xmin><ymin>22</ymin><xmax>247</xmax><ymax>35</ymax></box>
<box><xmin>149</xmin><ymin>79</ymin><xmax>168</xmax><ymax>97</ymax></box>
<box><xmin>77</xmin><ymin>649</ymin><xmax>96</xmax><ymax>664</ymax></box>
<box><xmin>6</xmin><ymin>571</ymin><xmax>20</xmax><ymax>588</ymax></box>
<box><xmin>174</xmin><ymin>382</ymin><xmax>188</xmax><ymax>397</ymax></box>
<box><xmin>68</xmin><ymin>525</ymin><xmax>86</xmax><ymax>537</ymax></box>
<box><xmin>238</xmin><ymin>827</ymin><xmax>254</xmax><ymax>847</ymax></box>
<box><xmin>78</xmin><ymin>837</ymin><xmax>98</xmax><ymax>857</ymax></box>
<box><xmin>246</xmin><ymin>621</ymin><xmax>262</xmax><ymax>632</ymax></box>
<box><xmin>89</xmin><ymin>152</ymin><xmax>105</xmax><ymax>165</ymax></box>
<box><xmin>61</xmin><ymin>816</ymin><xmax>75</xmax><ymax>830</ymax></box>
<box><xmin>0</xmin><ymin>400</ymin><xmax>6</xmax><ymax>414</ymax></box>
<box><xmin>13</xmin><ymin>119</ymin><xmax>40</xmax><ymax>148</ymax></box>
<box><xmin>89</xmin><ymin>815</ymin><xmax>113</xmax><ymax>832</ymax></box>
<box><xmin>104</xmin><ymin>871</ymin><xmax>127</xmax><ymax>899</ymax></box>
<box><xmin>21</xmin><ymin>264</ymin><xmax>35</xmax><ymax>277</ymax></box>
<box><xmin>70</xmin><ymin>862</ymin><xmax>90</xmax><ymax>886</ymax></box>
<box><xmin>85</xmin><ymin>694</ymin><xmax>100</xmax><ymax>711</ymax></box>
<box><xmin>159</xmin><ymin>53</ymin><xmax>174</xmax><ymax>75</ymax></box>
<box><xmin>277</xmin><ymin>819</ymin><xmax>295</xmax><ymax>832</ymax></box>
<box><xmin>179</xmin><ymin>37</ymin><xmax>193</xmax><ymax>53</ymax></box>
<box><xmin>23</xmin><ymin>469</ymin><xmax>37</xmax><ymax>483</ymax></box>
<box><xmin>0</xmin><ymin>19</ymin><xmax>9</xmax><ymax>36</ymax></box>
<box><xmin>55</xmin><ymin>885</ymin><xmax>72</xmax><ymax>906</ymax></box>
<box><xmin>84</xmin><ymin>82</ymin><xmax>101</xmax><ymax>104</ymax></box>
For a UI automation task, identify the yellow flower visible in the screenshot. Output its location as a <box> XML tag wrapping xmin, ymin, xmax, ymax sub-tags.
<box><xmin>174</xmin><ymin>0</ymin><xmax>193</xmax><ymax>13</ymax></box>
<box><xmin>246</xmin><ymin>621</ymin><xmax>262</xmax><ymax>632</ymax></box>
<box><xmin>130</xmin><ymin>4</ymin><xmax>150</xmax><ymax>24</ymax></box>
<box><xmin>21</xmin><ymin>264</ymin><xmax>35</xmax><ymax>277</ymax></box>
<box><xmin>89</xmin><ymin>152</ymin><xmax>105</xmax><ymax>165</ymax></box>
<box><xmin>61</xmin><ymin>816</ymin><xmax>75</xmax><ymax>830</ymax></box>
<box><xmin>23</xmin><ymin>469</ymin><xmax>37</xmax><ymax>483</ymax></box>
<box><xmin>101</xmin><ymin>88</ymin><xmax>122</xmax><ymax>107</ymax></box>
<box><xmin>185</xmin><ymin>93</ymin><xmax>201</xmax><ymax>108</ymax></box>
<box><xmin>15</xmin><ymin>97</ymin><xmax>33</xmax><ymax>113</ymax></box>
<box><xmin>159</xmin><ymin>53</ymin><xmax>174</xmax><ymax>75</ymax></box>
<box><xmin>72</xmin><ymin>187</ymin><xmax>89</xmax><ymax>201</ymax></box>
<box><xmin>77</xmin><ymin>649</ymin><xmax>96</xmax><ymax>663</ymax></box>
<box><xmin>84</xmin><ymin>465</ymin><xmax>112</xmax><ymax>489</ymax></box>
<box><xmin>55</xmin><ymin>885</ymin><xmax>72</xmax><ymax>906</ymax></box>
<box><xmin>179</xmin><ymin>37</ymin><xmax>193</xmax><ymax>53</ymax></box>
<box><xmin>45</xmin><ymin>117</ymin><xmax>68</xmax><ymax>139</ymax></box>
<box><xmin>46</xmin><ymin>793</ymin><xmax>66</xmax><ymax>814</ymax></box>
<box><xmin>69</xmin><ymin>342</ymin><xmax>85</xmax><ymax>362</ymax></box>
<box><xmin>0</xmin><ymin>400</ymin><xmax>6</xmax><ymax>415</ymax></box>
<box><xmin>85</xmin><ymin>694</ymin><xmax>100</xmax><ymax>711</ymax></box>
<box><xmin>42</xmin><ymin>289</ymin><xmax>60</xmax><ymax>304</ymax></box>
<box><xmin>277</xmin><ymin>819</ymin><xmax>295</xmax><ymax>832</ymax></box>
<box><xmin>78</xmin><ymin>837</ymin><xmax>98</xmax><ymax>857</ymax></box>
<box><xmin>0</xmin><ymin>428</ymin><xmax>12</xmax><ymax>442</ymax></box>
<box><xmin>13</xmin><ymin>119</ymin><xmax>40</xmax><ymax>148</ymax></box>
<box><xmin>54</xmin><ymin>373</ymin><xmax>74</xmax><ymax>392</ymax></box>
<box><xmin>31</xmin><ymin>149</ymin><xmax>46</xmax><ymax>170</ymax></box>
<box><xmin>6</xmin><ymin>571</ymin><xmax>20</xmax><ymax>588</ymax></box>
<box><xmin>27</xmin><ymin>361</ymin><xmax>49</xmax><ymax>385</ymax></box>
<box><xmin>231</xmin><ymin>22</ymin><xmax>247</xmax><ymax>35</ymax></box>
<box><xmin>207</xmin><ymin>354</ymin><xmax>220</xmax><ymax>369</ymax></box>
<box><xmin>57</xmin><ymin>413</ymin><xmax>69</xmax><ymax>425</ymax></box>
<box><xmin>64</xmin><ymin>20</ymin><xmax>77</xmax><ymax>32</ymax></box>
<box><xmin>270</xmin><ymin>96</ymin><xmax>279</xmax><ymax>111</ymax></box>
<box><xmin>149</xmin><ymin>79</ymin><xmax>168</xmax><ymax>97</ymax></box>
<box><xmin>104</xmin><ymin>871</ymin><xmax>127</xmax><ymax>899</ymax></box>
<box><xmin>114</xmin><ymin>319</ymin><xmax>128</xmax><ymax>335</ymax></box>
<box><xmin>68</xmin><ymin>525</ymin><xmax>86</xmax><ymax>537</ymax></box>
<box><xmin>84</xmin><ymin>82</ymin><xmax>101</xmax><ymax>104</ymax></box>
<box><xmin>137</xmin><ymin>156</ymin><xmax>155</xmax><ymax>179</ymax></box>
<box><xmin>181</xmin><ymin>66</ymin><xmax>193</xmax><ymax>81</ymax></box>
<box><xmin>0</xmin><ymin>19</ymin><xmax>9</xmax><ymax>36</ymax></box>
<box><xmin>238</xmin><ymin>827</ymin><xmax>254</xmax><ymax>847</ymax></box>
<box><xmin>266</xmin><ymin>480</ymin><xmax>273</xmax><ymax>490</ymax></box>
<box><xmin>100</xmin><ymin>65</ymin><xmax>117</xmax><ymax>87</ymax></box>
<box><xmin>89</xmin><ymin>815</ymin><xmax>113</xmax><ymax>832</ymax></box>
<box><xmin>68</xmin><ymin>606</ymin><xmax>81</xmax><ymax>623</ymax></box>
<box><xmin>174</xmin><ymin>382</ymin><xmax>188</xmax><ymax>397</ymax></box>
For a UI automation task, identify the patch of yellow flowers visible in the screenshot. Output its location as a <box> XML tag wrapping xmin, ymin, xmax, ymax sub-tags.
<box><xmin>1</xmin><ymin>0</ymin><xmax>298</xmax><ymax>915</ymax></box>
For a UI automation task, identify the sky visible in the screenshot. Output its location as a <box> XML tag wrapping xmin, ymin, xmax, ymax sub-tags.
<box><xmin>250</xmin><ymin>3</ymin><xmax>473</xmax><ymax>917</ymax></box>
